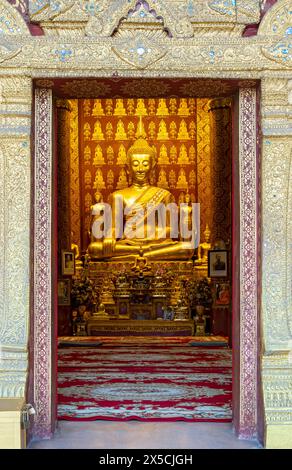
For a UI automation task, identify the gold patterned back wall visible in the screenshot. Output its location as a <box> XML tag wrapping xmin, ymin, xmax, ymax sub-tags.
<box><xmin>67</xmin><ymin>96</ymin><xmax>222</xmax><ymax>252</ymax></box>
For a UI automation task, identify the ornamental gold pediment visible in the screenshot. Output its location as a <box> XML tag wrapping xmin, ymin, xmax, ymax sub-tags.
<box><xmin>112</xmin><ymin>32</ymin><xmax>167</xmax><ymax>69</ymax></box>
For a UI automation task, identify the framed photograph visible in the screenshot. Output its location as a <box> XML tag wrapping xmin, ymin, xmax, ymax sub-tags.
<box><xmin>215</xmin><ymin>282</ymin><xmax>230</xmax><ymax>305</ymax></box>
<box><xmin>62</xmin><ymin>250</ymin><xmax>75</xmax><ymax>276</ymax></box>
<box><xmin>208</xmin><ymin>250</ymin><xmax>228</xmax><ymax>278</ymax></box>
<box><xmin>57</xmin><ymin>279</ymin><xmax>71</xmax><ymax>306</ymax></box>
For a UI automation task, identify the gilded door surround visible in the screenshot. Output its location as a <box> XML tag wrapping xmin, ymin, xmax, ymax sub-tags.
<box><xmin>0</xmin><ymin>0</ymin><xmax>291</xmax><ymax>448</ymax></box>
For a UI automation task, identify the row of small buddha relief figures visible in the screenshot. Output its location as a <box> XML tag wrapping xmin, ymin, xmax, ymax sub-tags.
<box><xmin>83</xmin><ymin>98</ymin><xmax>196</xmax><ymax>118</ymax></box>
<box><xmin>85</xmin><ymin>143</ymin><xmax>196</xmax><ymax>166</ymax></box>
<box><xmin>85</xmin><ymin>167</ymin><xmax>195</xmax><ymax>191</ymax></box>
<box><xmin>83</xmin><ymin>118</ymin><xmax>195</xmax><ymax>141</ymax></box>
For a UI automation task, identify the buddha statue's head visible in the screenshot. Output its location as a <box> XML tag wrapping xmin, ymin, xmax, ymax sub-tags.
<box><xmin>127</xmin><ymin>117</ymin><xmax>156</xmax><ymax>185</ymax></box>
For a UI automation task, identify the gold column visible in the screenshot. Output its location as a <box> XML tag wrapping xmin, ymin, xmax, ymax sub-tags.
<box><xmin>56</xmin><ymin>99</ymin><xmax>72</xmax><ymax>254</ymax></box>
<box><xmin>209</xmin><ymin>98</ymin><xmax>232</xmax><ymax>244</ymax></box>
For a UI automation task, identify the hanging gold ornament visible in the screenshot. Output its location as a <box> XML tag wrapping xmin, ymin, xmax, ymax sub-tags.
<box><xmin>85</xmin><ymin>192</ymin><xmax>92</xmax><ymax>211</ymax></box>
<box><xmin>178</xmin><ymin>98</ymin><xmax>190</xmax><ymax>117</ymax></box>
<box><xmin>156</xmin><ymin>98</ymin><xmax>169</xmax><ymax>116</ymax></box>
<box><xmin>148</xmin><ymin>99</ymin><xmax>156</xmax><ymax>116</ymax></box>
<box><xmin>189</xmin><ymin>121</ymin><xmax>196</xmax><ymax>139</ymax></box>
<box><xmin>107</xmin><ymin>169</ymin><xmax>114</xmax><ymax>190</ymax></box>
<box><xmin>127</xmin><ymin>121</ymin><xmax>135</xmax><ymax>140</ymax></box>
<box><xmin>83</xmin><ymin>122</ymin><xmax>91</xmax><ymax>140</ymax></box>
<box><xmin>169</xmin><ymin>169</ymin><xmax>177</xmax><ymax>189</ymax></box>
<box><xmin>93</xmin><ymin>144</ymin><xmax>105</xmax><ymax>165</ymax></box>
<box><xmin>169</xmin><ymin>98</ymin><xmax>177</xmax><ymax>115</ymax></box>
<box><xmin>114</xmin><ymin>99</ymin><xmax>126</xmax><ymax>116</ymax></box>
<box><xmin>92</xmin><ymin>99</ymin><xmax>105</xmax><ymax>116</ymax></box>
<box><xmin>93</xmin><ymin>168</ymin><xmax>106</xmax><ymax>189</ymax></box>
<box><xmin>148</xmin><ymin>121</ymin><xmax>156</xmax><ymax>140</ymax></box>
<box><xmin>170</xmin><ymin>145</ymin><xmax>177</xmax><ymax>164</ymax></box>
<box><xmin>84</xmin><ymin>145</ymin><xmax>91</xmax><ymax>164</ymax></box>
<box><xmin>127</xmin><ymin>99</ymin><xmax>135</xmax><ymax>115</ymax></box>
<box><xmin>135</xmin><ymin>98</ymin><xmax>148</xmax><ymax>116</ymax></box>
<box><xmin>115</xmin><ymin>120</ymin><xmax>127</xmax><ymax>140</ymax></box>
<box><xmin>85</xmin><ymin>169</ymin><xmax>92</xmax><ymax>189</ymax></box>
<box><xmin>105</xmin><ymin>122</ymin><xmax>114</xmax><ymax>140</ymax></box>
<box><xmin>188</xmin><ymin>98</ymin><xmax>196</xmax><ymax>114</ymax></box>
<box><xmin>189</xmin><ymin>145</ymin><xmax>196</xmax><ymax>163</ymax></box>
<box><xmin>92</xmin><ymin>120</ymin><xmax>105</xmax><ymax>140</ymax></box>
<box><xmin>83</xmin><ymin>99</ymin><xmax>91</xmax><ymax>117</ymax></box>
<box><xmin>107</xmin><ymin>146</ymin><xmax>114</xmax><ymax>165</ymax></box>
<box><xmin>105</xmin><ymin>99</ymin><xmax>113</xmax><ymax>115</ymax></box>
<box><xmin>157</xmin><ymin>119</ymin><xmax>169</xmax><ymax>140</ymax></box>
<box><xmin>169</xmin><ymin>121</ymin><xmax>177</xmax><ymax>139</ymax></box>
<box><xmin>177</xmin><ymin>119</ymin><xmax>190</xmax><ymax>140</ymax></box>
<box><xmin>189</xmin><ymin>169</ymin><xmax>196</xmax><ymax>188</ymax></box>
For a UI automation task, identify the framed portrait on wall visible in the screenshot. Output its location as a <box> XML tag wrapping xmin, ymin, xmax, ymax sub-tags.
<box><xmin>208</xmin><ymin>250</ymin><xmax>228</xmax><ymax>278</ymax></box>
<box><xmin>57</xmin><ymin>279</ymin><xmax>71</xmax><ymax>306</ymax></box>
<box><xmin>61</xmin><ymin>250</ymin><xmax>75</xmax><ymax>276</ymax></box>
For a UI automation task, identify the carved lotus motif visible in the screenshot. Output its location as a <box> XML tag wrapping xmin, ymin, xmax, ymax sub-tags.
<box><xmin>0</xmin><ymin>41</ymin><xmax>21</xmax><ymax>64</ymax></box>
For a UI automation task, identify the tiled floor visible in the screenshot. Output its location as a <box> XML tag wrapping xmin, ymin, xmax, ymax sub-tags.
<box><xmin>29</xmin><ymin>421</ymin><xmax>260</xmax><ymax>449</ymax></box>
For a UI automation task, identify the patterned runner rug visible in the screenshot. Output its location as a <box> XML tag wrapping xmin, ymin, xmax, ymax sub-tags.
<box><xmin>58</xmin><ymin>345</ymin><xmax>232</xmax><ymax>422</ymax></box>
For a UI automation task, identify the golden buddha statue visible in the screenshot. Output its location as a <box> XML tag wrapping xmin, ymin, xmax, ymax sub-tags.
<box><xmin>114</xmin><ymin>99</ymin><xmax>126</xmax><ymax>116</ymax></box>
<box><xmin>117</xmin><ymin>144</ymin><xmax>127</xmax><ymax>165</ymax></box>
<box><xmin>88</xmin><ymin>119</ymin><xmax>195</xmax><ymax>261</ymax></box>
<box><xmin>157</xmin><ymin>169</ymin><xmax>169</xmax><ymax>189</ymax></box>
<box><xmin>92</xmin><ymin>303</ymin><xmax>110</xmax><ymax>320</ymax></box>
<box><xmin>178</xmin><ymin>98</ymin><xmax>190</xmax><ymax>117</ymax></box>
<box><xmin>115</xmin><ymin>120</ymin><xmax>127</xmax><ymax>140</ymax></box>
<box><xmin>177</xmin><ymin>120</ymin><xmax>190</xmax><ymax>140</ymax></box>
<box><xmin>93</xmin><ymin>145</ymin><xmax>105</xmax><ymax>165</ymax></box>
<box><xmin>176</xmin><ymin>168</ymin><xmax>188</xmax><ymax>190</ymax></box>
<box><xmin>156</xmin><ymin>98</ymin><xmax>169</xmax><ymax>116</ymax></box>
<box><xmin>93</xmin><ymin>168</ymin><xmax>106</xmax><ymax>189</ymax></box>
<box><xmin>195</xmin><ymin>224</ymin><xmax>212</xmax><ymax>266</ymax></box>
<box><xmin>92</xmin><ymin>120</ymin><xmax>104</xmax><ymax>140</ymax></box>
<box><xmin>178</xmin><ymin>144</ymin><xmax>189</xmax><ymax>164</ymax></box>
<box><xmin>135</xmin><ymin>98</ymin><xmax>148</xmax><ymax>116</ymax></box>
<box><xmin>92</xmin><ymin>99</ymin><xmax>105</xmax><ymax>116</ymax></box>
<box><xmin>157</xmin><ymin>120</ymin><xmax>169</xmax><ymax>140</ymax></box>
<box><xmin>158</xmin><ymin>144</ymin><xmax>170</xmax><ymax>165</ymax></box>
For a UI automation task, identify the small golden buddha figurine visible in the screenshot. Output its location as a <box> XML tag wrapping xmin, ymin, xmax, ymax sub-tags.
<box><xmin>176</xmin><ymin>168</ymin><xmax>188</xmax><ymax>190</ymax></box>
<box><xmin>92</xmin><ymin>303</ymin><xmax>110</xmax><ymax>320</ymax></box>
<box><xmin>157</xmin><ymin>169</ymin><xmax>169</xmax><ymax>189</ymax></box>
<box><xmin>157</xmin><ymin>119</ymin><xmax>169</xmax><ymax>140</ymax></box>
<box><xmin>177</xmin><ymin>120</ymin><xmax>190</xmax><ymax>140</ymax></box>
<box><xmin>117</xmin><ymin>144</ymin><xmax>127</xmax><ymax>165</ymax></box>
<box><xmin>106</xmin><ymin>122</ymin><xmax>113</xmax><ymax>140</ymax></box>
<box><xmin>115</xmin><ymin>120</ymin><xmax>127</xmax><ymax>140</ymax></box>
<box><xmin>93</xmin><ymin>168</ymin><xmax>106</xmax><ymax>189</ymax></box>
<box><xmin>178</xmin><ymin>144</ymin><xmax>189</xmax><ymax>164</ymax></box>
<box><xmin>107</xmin><ymin>146</ymin><xmax>114</xmax><ymax>165</ymax></box>
<box><xmin>84</xmin><ymin>122</ymin><xmax>91</xmax><ymax>141</ymax></box>
<box><xmin>71</xmin><ymin>232</ymin><xmax>83</xmax><ymax>268</ymax></box>
<box><xmin>158</xmin><ymin>144</ymin><xmax>170</xmax><ymax>164</ymax></box>
<box><xmin>88</xmin><ymin>191</ymin><xmax>104</xmax><ymax>239</ymax></box>
<box><xmin>135</xmin><ymin>98</ymin><xmax>148</xmax><ymax>116</ymax></box>
<box><xmin>114</xmin><ymin>99</ymin><xmax>126</xmax><ymax>116</ymax></box>
<box><xmin>156</xmin><ymin>98</ymin><xmax>169</xmax><ymax>116</ymax></box>
<box><xmin>84</xmin><ymin>145</ymin><xmax>91</xmax><ymax>164</ymax></box>
<box><xmin>169</xmin><ymin>121</ymin><xmax>177</xmax><ymax>139</ymax></box>
<box><xmin>170</xmin><ymin>146</ymin><xmax>177</xmax><ymax>164</ymax></box>
<box><xmin>92</xmin><ymin>120</ymin><xmax>104</xmax><ymax>140</ymax></box>
<box><xmin>148</xmin><ymin>121</ymin><xmax>156</xmax><ymax>140</ymax></box>
<box><xmin>92</xmin><ymin>99</ymin><xmax>105</xmax><ymax>116</ymax></box>
<box><xmin>93</xmin><ymin>145</ymin><xmax>105</xmax><ymax>165</ymax></box>
<box><xmin>88</xmin><ymin>117</ymin><xmax>195</xmax><ymax>261</ymax></box>
<box><xmin>116</xmin><ymin>168</ymin><xmax>128</xmax><ymax>189</ymax></box>
<box><xmin>178</xmin><ymin>98</ymin><xmax>190</xmax><ymax>117</ymax></box>
<box><xmin>195</xmin><ymin>224</ymin><xmax>212</xmax><ymax>266</ymax></box>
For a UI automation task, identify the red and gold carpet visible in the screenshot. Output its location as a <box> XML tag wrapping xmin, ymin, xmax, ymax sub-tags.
<box><xmin>58</xmin><ymin>343</ymin><xmax>232</xmax><ymax>422</ymax></box>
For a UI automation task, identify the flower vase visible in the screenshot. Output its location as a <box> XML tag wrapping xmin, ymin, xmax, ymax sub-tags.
<box><xmin>195</xmin><ymin>305</ymin><xmax>205</xmax><ymax>336</ymax></box>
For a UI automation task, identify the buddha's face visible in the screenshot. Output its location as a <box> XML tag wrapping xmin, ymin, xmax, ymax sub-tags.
<box><xmin>130</xmin><ymin>153</ymin><xmax>152</xmax><ymax>184</ymax></box>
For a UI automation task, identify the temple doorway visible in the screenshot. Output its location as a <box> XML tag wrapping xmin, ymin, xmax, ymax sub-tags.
<box><xmin>32</xmin><ymin>79</ymin><xmax>260</xmax><ymax>439</ymax></box>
